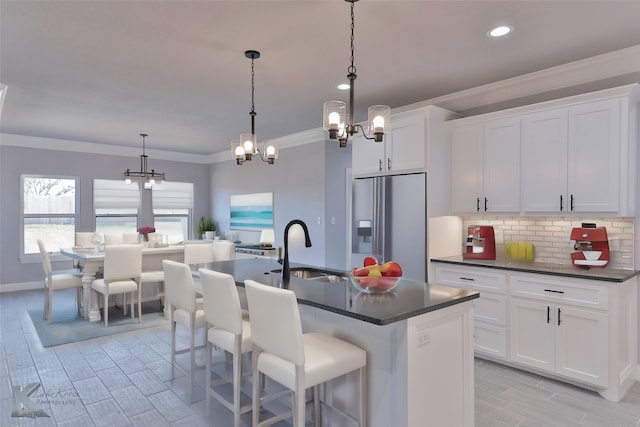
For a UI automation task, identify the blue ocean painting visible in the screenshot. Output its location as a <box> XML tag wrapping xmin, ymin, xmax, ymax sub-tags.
<box><xmin>230</xmin><ymin>192</ymin><xmax>274</xmax><ymax>229</ymax></box>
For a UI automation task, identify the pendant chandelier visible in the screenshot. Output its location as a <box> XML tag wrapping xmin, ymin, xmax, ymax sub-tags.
<box><xmin>124</xmin><ymin>133</ymin><xmax>166</xmax><ymax>186</ymax></box>
<box><xmin>232</xmin><ymin>50</ymin><xmax>278</xmax><ymax>165</ymax></box>
<box><xmin>323</xmin><ymin>0</ymin><xmax>390</xmax><ymax>147</ymax></box>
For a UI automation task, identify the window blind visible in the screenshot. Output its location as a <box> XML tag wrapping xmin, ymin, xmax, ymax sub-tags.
<box><xmin>93</xmin><ymin>179</ymin><xmax>140</xmax><ymax>210</ymax></box>
<box><xmin>152</xmin><ymin>181</ymin><xmax>193</xmax><ymax>210</ymax></box>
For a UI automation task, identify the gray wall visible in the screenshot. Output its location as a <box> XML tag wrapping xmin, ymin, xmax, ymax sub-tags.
<box><xmin>210</xmin><ymin>139</ymin><xmax>351</xmax><ymax>269</ymax></box>
<box><xmin>0</xmin><ymin>144</ymin><xmax>211</xmax><ymax>287</ymax></box>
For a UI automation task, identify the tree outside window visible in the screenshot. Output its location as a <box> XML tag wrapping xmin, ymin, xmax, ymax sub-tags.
<box><xmin>23</xmin><ymin>176</ymin><xmax>78</xmax><ymax>254</ymax></box>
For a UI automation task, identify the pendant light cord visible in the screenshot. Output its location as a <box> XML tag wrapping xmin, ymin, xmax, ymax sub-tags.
<box><xmin>348</xmin><ymin>0</ymin><xmax>356</xmax><ymax>76</ymax></box>
<box><xmin>250</xmin><ymin>54</ymin><xmax>256</xmax><ymax>134</ymax></box>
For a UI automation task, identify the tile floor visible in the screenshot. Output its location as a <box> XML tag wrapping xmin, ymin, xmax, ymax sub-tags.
<box><xmin>2</xmin><ymin>288</ymin><xmax>640</xmax><ymax>426</ymax></box>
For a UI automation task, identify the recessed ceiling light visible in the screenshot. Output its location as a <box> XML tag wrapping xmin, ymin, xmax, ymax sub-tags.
<box><xmin>488</xmin><ymin>25</ymin><xmax>512</xmax><ymax>38</ymax></box>
<box><xmin>337</xmin><ymin>83</ymin><xmax>350</xmax><ymax>90</ymax></box>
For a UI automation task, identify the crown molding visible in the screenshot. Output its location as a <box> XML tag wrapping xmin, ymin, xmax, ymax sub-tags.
<box><xmin>395</xmin><ymin>44</ymin><xmax>640</xmax><ymax>115</ymax></box>
<box><xmin>0</xmin><ymin>133</ymin><xmax>213</xmax><ymax>164</ymax></box>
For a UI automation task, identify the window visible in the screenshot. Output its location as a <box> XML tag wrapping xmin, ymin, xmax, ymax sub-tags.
<box><xmin>94</xmin><ymin>179</ymin><xmax>140</xmax><ymax>236</ymax></box>
<box><xmin>22</xmin><ymin>176</ymin><xmax>78</xmax><ymax>255</ymax></box>
<box><xmin>152</xmin><ymin>181</ymin><xmax>193</xmax><ymax>244</ymax></box>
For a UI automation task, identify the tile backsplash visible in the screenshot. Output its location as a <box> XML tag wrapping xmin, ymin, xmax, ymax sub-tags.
<box><xmin>462</xmin><ymin>216</ymin><xmax>634</xmax><ymax>270</ymax></box>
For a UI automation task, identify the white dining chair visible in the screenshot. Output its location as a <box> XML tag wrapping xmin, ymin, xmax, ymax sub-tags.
<box><xmin>184</xmin><ymin>242</ymin><xmax>214</xmax><ymax>269</ymax></box>
<box><xmin>103</xmin><ymin>233</ymin><xmax>123</xmax><ymax>245</ymax></box>
<box><xmin>200</xmin><ymin>268</ymin><xmax>252</xmax><ymax>425</ymax></box>
<box><xmin>162</xmin><ymin>260</ymin><xmax>207</xmax><ymax>403</ymax></box>
<box><xmin>245</xmin><ymin>279</ymin><xmax>367</xmax><ymax>427</ymax></box>
<box><xmin>91</xmin><ymin>244</ymin><xmax>142</xmax><ymax>327</ymax></box>
<box><xmin>37</xmin><ymin>239</ymin><xmax>84</xmax><ymax>323</ymax></box>
<box><xmin>75</xmin><ymin>232</ymin><xmax>95</xmax><ymax>247</ymax></box>
<box><xmin>212</xmin><ymin>241</ymin><xmax>236</xmax><ymax>261</ymax></box>
<box><xmin>123</xmin><ymin>233</ymin><xmax>139</xmax><ymax>244</ymax></box>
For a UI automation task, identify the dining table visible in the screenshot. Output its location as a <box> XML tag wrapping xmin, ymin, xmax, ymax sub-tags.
<box><xmin>60</xmin><ymin>245</ymin><xmax>185</xmax><ymax>322</ymax></box>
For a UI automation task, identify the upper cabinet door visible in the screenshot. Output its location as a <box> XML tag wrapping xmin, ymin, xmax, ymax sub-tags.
<box><xmin>521</xmin><ymin>108</ymin><xmax>569</xmax><ymax>212</ymax></box>
<box><xmin>351</xmin><ymin>132</ymin><xmax>386</xmax><ymax>175</ymax></box>
<box><xmin>387</xmin><ymin>118</ymin><xmax>425</xmax><ymax>172</ymax></box>
<box><xmin>483</xmin><ymin>118</ymin><xmax>521</xmax><ymax>213</ymax></box>
<box><xmin>567</xmin><ymin>99</ymin><xmax>620</xmax><ymax>212</ymax></box>
<box><xmin>450</xmin><ymin>124</ymin><xmax>483</xmax><ymax>213</ymax></box>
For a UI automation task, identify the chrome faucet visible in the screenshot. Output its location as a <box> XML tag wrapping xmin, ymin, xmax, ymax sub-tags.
<box><xmin>281</xmin><ymin>219</ymin><xmax>312</xmax><ymax>283</ymax></box>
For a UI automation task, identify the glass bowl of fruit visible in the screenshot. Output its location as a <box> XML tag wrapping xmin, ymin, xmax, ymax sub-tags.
<box><xmin>350</xmin><ymin>257</ymin><xmax>403</xmax><ymax>294</ymax></box>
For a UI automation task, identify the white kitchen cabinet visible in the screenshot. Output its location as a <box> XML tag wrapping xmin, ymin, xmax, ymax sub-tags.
<box><xmin>351</xmin><ymin>116</ymin><xmax>425</xmax><ymax>176</ymax></box>
<box><xmin>509</xmin><ymin>297</ymin><xmax>608</xmax><ymax>387</ymax></box>
<box><xmin>509</xmin><ymin>273</ymin><xmax>615</xmax><ymax>389</ymax></box>
<box><xmin>450</xmin><ymin>117</ymin><xmax>520</xmax><ymax>213</ymax></box>
<box><xmin>433</xmin><ymin>260</ymin><xmax>637</xmax><ymax>401</ymax></box>
<box><xmin>434</xmin><ymin>264</ymin><xmax>508</xmax><ymax>359</ymax></box>
<box><xmin>522</xmin><ymin>99</ymin><xmax>622</xmax><ymax>213</ymax></box>
<box><xmin>567</xmin><ymin>99</ymin><xmax>620</xmax><ymax>212</ymax></box>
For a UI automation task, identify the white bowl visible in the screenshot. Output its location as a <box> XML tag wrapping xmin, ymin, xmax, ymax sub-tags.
<box><xmin>582</xmin><ymin>250</ymin><xmax>602</xmax><ymax>260</ymax></box>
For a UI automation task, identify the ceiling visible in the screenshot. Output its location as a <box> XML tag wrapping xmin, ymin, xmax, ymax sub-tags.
<box><xmin>2</xmin><ymin>0</ymin><xmax>640</xmax><ymax>156</ymax></box>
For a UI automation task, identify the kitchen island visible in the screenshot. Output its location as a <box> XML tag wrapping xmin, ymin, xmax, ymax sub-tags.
<box><xmin>202</xmin><ymin>257</ymin><xmax>479</xmax><ymax>427</ymax></box>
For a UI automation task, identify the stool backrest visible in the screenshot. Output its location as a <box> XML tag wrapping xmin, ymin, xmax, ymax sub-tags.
<box><xmin>163</xmin><ymin>260</ymin><xmax>198</xmax><ymax>313</ymax></box>
<box><xmin>184</xmin><ymin>243</ymin><xmax>214</xmax><ymax>266</ymax></box>
<box><xmin>212</xmin><ymin>241</ymin><xmax>236</xmax><ymax>261</ymax></box>
<box><xmin>200</xmin><ymin>269</ymin><xmax>242</xmax><ymax>335</ymax></box>
<box><xmin>104</xmin><ymin>233</ymin><xmax>124</xmax><ymax>245</ymax></box>
<box><xmin>123</xmin><ymin>233</ymin><xmax>139</xmax><ymax>244</ymax></box>
<box><xmin>245</xmin><ymin>279</ymin><xmax>304</xmax><ymax>366</ymax></box>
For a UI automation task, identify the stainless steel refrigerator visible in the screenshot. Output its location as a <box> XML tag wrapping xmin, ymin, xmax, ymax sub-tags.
<box><xmin>351</xmin><ymin>172</ymin><xmax>427</xmax><ymax>282</ymax></box>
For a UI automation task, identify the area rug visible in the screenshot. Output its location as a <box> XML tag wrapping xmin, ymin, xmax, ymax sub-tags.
<box><xmin>29</xmin><ymin>300</ymin><xmax>169</xmax><ymax>347</ymax></box>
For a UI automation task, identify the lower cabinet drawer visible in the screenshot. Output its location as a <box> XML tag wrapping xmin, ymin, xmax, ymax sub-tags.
<box><xmin>435</xmin><ymin>265</ymin><xmax>507</xmax><ymax>293</ymax></box>
<box><xmin>474</xmin><ymin>322</ymin><xmax>507</xmax><ymax>359</ymax></box>
<box><xmin>510</xmin><ymin>274</ymin><xmax>608</xmax><ymax>309</ymax></box>
<box><xmin>473</xmin><ymin>292</ymin><xmax>507</xmax><ymax>326</ymax></box>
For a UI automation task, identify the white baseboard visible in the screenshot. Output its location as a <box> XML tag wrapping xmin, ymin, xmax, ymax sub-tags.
<box><xmin>0</xmin><ymin>281</ymin><xmax>43</xmax><ymax>293</ymax></box>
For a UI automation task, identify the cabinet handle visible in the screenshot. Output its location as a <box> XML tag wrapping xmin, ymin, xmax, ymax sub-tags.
<box><xmin>544</xmin><ymin>289</ymin><xmax>564</xmax><ymax>294</ymax></box>
<box><xmin>459</xmin><ymin>277</ymin><xmax>475</xmax><ymax>282</ymax></box>
<box><xmin>378</xmin><ymin>159</ymin><xmax>383</xmax><ymax>171</ymax></box>
<box><xmin>547</xmin><ymin>306</ymin><xmax>551</xmax><ymax>324</ymax></box>
<box><xmin>570</xmin><ymin>194</ymin><xmax>575</xmax><ymax>211</ymax></box>
<box><xmin>484</xmin><ymin>197</ymin><xmax>488</xmax><ymax>212</ymax></box>
<box><xmin>558</xmin><ymin>308</ymin><xmax>562</xmax><ymax>325</ymax></box>
<box><xmin>476</xmin><ymin>197</ymin><xmax>480</xmax><ymax>212</ymax></box>
<box><xmin>387</xmin><ymin>158</ymin><xmax>392</xmax><ymax>170</ymax></box>
<box><xmin>560</xmin><ymin>195</ymin><xmax>563</xmax><ymax>211</ymax></box>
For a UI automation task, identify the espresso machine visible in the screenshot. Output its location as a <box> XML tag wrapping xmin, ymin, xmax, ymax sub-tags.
<box><xmin>570</xmin><ymin>224</ymin><xmax>610</xmax><ymax>267</ymax></box>
<box><xmin>463</xmin><ymin>225</ymin><xmax>496</xmax><ymax>260</ymax></box>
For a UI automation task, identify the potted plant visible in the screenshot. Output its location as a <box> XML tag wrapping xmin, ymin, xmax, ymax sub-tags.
<box><xmin>197</xmin><ymin>217</ymin><xmax>216</xmax><ymax>240</ymax></box>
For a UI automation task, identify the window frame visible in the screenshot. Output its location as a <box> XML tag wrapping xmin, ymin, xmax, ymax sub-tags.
<box><xmin>21</xmin><ymin>174</ymin><xmax>79</xmax><ymax>263</ymax></box>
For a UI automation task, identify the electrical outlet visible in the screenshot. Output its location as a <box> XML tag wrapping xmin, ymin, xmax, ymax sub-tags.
<box><xmin>417</xmin><ymin>330</ymin><xmax>430</xmax><ymax>347</ymax></box>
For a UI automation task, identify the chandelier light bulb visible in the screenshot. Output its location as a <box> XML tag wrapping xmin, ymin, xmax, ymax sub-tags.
<box><xmin>235</xmin><ymin>145</ymin><xmax>245</xmax><ymax>158</ymax></box>
<box><xmin>372</xmin><ymin>115</ymin><xmax>385</xmax><ymax>132</ymax></box>
<box><xmin>266</xmin><ymin>144</ymin><xmax>276</xmax><ymax>157</ymax></box>
<box><xmin>125</xmin><ymin>177</ymin><xmax>132</xmax><ymax>185</ymax></box>
<box><xmin>148</xmin><ymin>178</ymin><xmax>155</xmax><ymax>186</ymax></box>
<box><xmin>328</xmin><ymin>112</ymin><xmax>341</xmax><ymax>129</ymax></box>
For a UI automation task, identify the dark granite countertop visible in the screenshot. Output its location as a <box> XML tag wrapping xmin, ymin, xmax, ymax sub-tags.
<box><xmin>431</xmin><ymin>256</ymin><xmax>640</xmax><ymax>283</ymax></box>
<box><xmin>200</xmin><ymin>258</ymin><xmax>479</xmax><ymax>326</ymax></box>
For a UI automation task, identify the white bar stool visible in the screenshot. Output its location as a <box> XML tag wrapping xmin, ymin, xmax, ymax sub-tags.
<box><xmin>200</xmin><ymin>268</ymin><xmax>252</xmax><ymax>426</ymax></box>
<box><xmin>245</xmin><ymin>279</ymin><xmax>367</xmax><ymax>427</ymax></box>
<box><xmin>162</xmin><ymin>260</ymin><xmax>207</xmax><ymax>403</ymax></box>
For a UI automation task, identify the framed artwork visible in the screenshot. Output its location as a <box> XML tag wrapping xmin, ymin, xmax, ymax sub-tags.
<box><xmin>230</xmin><ymin>192</ymin><xmax>273</xmax><ymax>230</ymax></box>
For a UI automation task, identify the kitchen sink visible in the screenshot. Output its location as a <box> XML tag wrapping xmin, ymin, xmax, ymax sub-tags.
<box><xmin>270</xmin><ymin>267</ymin><xmax>347</xmax><ymax>283</ymax></box>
